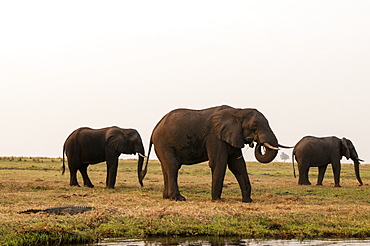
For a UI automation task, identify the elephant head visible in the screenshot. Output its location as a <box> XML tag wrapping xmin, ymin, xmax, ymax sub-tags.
<box><xmin>105</xmin><ymin>127</ymin><xmax>146</xmax><ymax>185</ymax></box>
<box><xmin>212</xmin><ymin>108</ymin><xmax>283</xmax><ymax>163</ymax></box>
<box><xmin>342</xmin><ymin>138</ymin><xmax>363</xmax><ymax>186</ymax></box>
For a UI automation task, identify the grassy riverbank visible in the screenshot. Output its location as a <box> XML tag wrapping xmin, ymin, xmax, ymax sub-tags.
<box><xmin>1</xmin><ymin>157</ymin><xmax>370</xmax><ymax>245</ymax></box>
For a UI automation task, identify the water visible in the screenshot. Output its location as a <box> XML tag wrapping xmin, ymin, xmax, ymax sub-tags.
<box><xmin>88</xmin><ymin>237</ymin><xmax>370</xmax><ymax>246</ymax></box>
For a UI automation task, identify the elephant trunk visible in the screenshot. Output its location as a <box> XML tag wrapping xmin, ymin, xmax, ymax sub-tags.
<box><xmin>255</xmin><ymin>143</ymin><xmax>279</xmax><ymax>163</ymax></box>
<box><xmin>354</xmin><ymin>159</ymin><xmax>363</xmax><ymax>186</ymax></box>
<box><xmin>254</xmin><ymin>131</ymin><xmax>279</xmax><ymax>163</ymax></box>
<box><xmin>136</xmin><ymin>145</ymin><xmax>146</xmax><ymax>187</ymax></box>
<box><xmin>138</xmin><ymin>142</ymin><xmax>152</xmax><ymax>187</ymax></box>
<box><xmin>62</xmin><ymin>144</ymin><xmax>66</xmax><ymax>175</ymax></box>
<box><xmin>137</xmin><ymin>154</ymin><xmax>145</xmax><ymax>186</ymax></box>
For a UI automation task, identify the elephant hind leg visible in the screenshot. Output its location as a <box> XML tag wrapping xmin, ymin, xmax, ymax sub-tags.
<box><xmin>317</xmin><ymin>165</ymin><xmax>328</xmax><ymax>186</ymax></box>
<box><xmin>68</xmin><ymin>163</ymin><xmax>81</xmax><ymax>187</ymax></box>
<box><xmin>157</xmin><ymin>150</ymin><xmax>185</xmax><ymax>201</ymax></box>
<box><xmin>164</xmin><ymin>163</ymin><xmax>185</xmax><ymax>201</ymax></box>
<box><xmin>297</xmin><ymin>159</ymin><xmax>311</xmax><ymax>185</ymax></box>
<box><xmin>79</xmin><ymin>164</ymin><xmax>94</xmax><ymax>188</ymax></box>
<box><xmin>161</xmin><ymin>167</ymin><xmax>169</xmax><ymax>199</ymax></box>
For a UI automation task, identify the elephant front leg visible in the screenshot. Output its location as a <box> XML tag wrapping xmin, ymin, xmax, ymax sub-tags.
<box><xmin>105</xmin><ymin>149</ymin><xmax>121</xmax><ymax>189</ymax></box>
<box><xmin>106</xmin><ymin>159</ymin><xmax>119</xmax><ymax>189</ymax></box>
<box><xmin>332</xmin><ymin>162</ymin><xmax>341</xmax><ymax>187</ymax></box>
<box><xmin>228</xmin><ymin>155</ymin><xmax>252</xmax><ymax>203</ymax></box>
<box><xmin>209</xmin><ymin>159</ymin><xmax>227</xmax><ymax>201</ymax></box>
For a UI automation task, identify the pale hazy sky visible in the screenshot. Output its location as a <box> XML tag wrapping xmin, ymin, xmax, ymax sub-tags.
<box><xmin>1</xmin><ymin>1</ymin><xmax>369</xmax><ymax>163</ymax></box>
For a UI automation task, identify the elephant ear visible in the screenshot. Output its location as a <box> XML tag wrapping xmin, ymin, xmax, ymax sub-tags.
<box><xmin>341</xmin><ymin>137</ymin><xmax>350</xmax><ymax>159</ymax></box>
<box><xmin>105</xmin><ymin>128</ymin><xmax>127</xmax><ymax>153</ymax></box>
<box><xmin>211</xmin><ymin>110</ymin><xmax>244</xmax><ymax>148</ymax></box>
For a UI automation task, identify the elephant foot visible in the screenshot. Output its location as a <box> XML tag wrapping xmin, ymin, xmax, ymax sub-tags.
<box><xmin>84</xmin><ymin>184</ymin><xmax>94</xmax><ymax>188</ymax></box>
<box><xmin>316</xmin><ymin>183</ymin><xmax>323</xmax><ymax>186</ymax></box>
<box><xmin>212</xmin><ymin>195</ymin><xmax>222</xmax><ymax>201</ymax></box>
<box><xmin>175</xmin><ymin>195</ymin><xmax>186</xmax><ymax>201</ymax></box>
<box><xmin>298</xmin><ymin>181</ymin><xmax>311</xmax><ymax>185</ymax></box>
<box><xmin>334</xmin><ymin>184</ymin><xmax>341</xmax><ymax>187</ymax></box>
<box><xmin>242</xmin><ymin>198</ymin><xmax>253</xmax><ymax>203</ymax></box>
<box><xmin>106</xmin><ymin>186</ymin><xmax>115</xmax><ymax>189</ymax></box>
<box><xmin>212</xmin><ymin>197</ymin><xmax>224</xmax><ymax>202</ymax></box>
<box><xmin>168</xmin><ymin>194</ymin><xmax>186</xmax><ymax>201</ymax></box>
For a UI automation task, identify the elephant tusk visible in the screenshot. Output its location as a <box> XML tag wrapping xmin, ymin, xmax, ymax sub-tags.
<box><xmin>137</xmin><ymin>153</ymin><xmax>147</xmax><ymax>158</ymax></box>
<box><xmin>358</xmin><ymin>158</ymin><xmax>364</xmax><ymax>162</ymax></box>
<box><xmin>278</xmin><ymin>144</ymin><xmax>294</xmax><ymax>149</ymax></box>
<box><xmin>263</xmin><ymin>142</ymin><xmax>280</xmax><ymax>150</ymax></box>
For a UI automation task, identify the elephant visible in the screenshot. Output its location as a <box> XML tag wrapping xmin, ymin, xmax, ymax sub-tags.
<box><xmin>62</xmin><ymin>126</ymin><xmax>145</xmax><ymax>189</ymax></box>
<box><xmin>292</xmin><ymin>136</ymin><xmax>363</xmax><ymax>187</ymax></box>
<box><xmin>139</xmin><ymin>105</ymin><xmax>290</xmax><ymax>203</ymax></box>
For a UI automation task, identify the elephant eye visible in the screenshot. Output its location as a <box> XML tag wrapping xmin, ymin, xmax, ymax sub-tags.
<box><xmin>249</xmin><ymin>123</ymin><xmax>258</xmax><ymax>130</ymax></box>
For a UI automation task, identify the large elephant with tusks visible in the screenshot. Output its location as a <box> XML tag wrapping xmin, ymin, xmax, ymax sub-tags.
<box><xmin>139</xmin><ymin>105</ymin><xmax>290</xmax><ymax>202</ymax></box>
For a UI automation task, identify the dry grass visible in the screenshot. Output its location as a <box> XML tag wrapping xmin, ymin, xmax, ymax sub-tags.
<box><xmin>1</xmin><ymin>157</ymin><xmax>370</xmax><ymax>245</ymax></box>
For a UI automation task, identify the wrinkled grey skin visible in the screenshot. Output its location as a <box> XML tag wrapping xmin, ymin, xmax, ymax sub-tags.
<box><xmin>63</xmin><ymin>126</ymin><xmax>145</xmax><ymax>189</ymax></box>
<box><xmin>293</xmin><ymin>136</ymin><xmax>363</xmax><ymax>187</ymax></box>
<box><xmin>140</xmin><ymin>105</ymin><xmax>288</xmax><ymax>203</ymax></box>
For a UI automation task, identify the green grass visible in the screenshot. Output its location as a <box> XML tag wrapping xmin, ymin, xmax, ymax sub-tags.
<box><xmin>1</xmin><ymin>157</ymin><xmax>370</xmax><ymax>245</ymax></box>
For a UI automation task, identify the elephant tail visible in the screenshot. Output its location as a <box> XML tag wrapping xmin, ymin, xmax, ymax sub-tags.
<box><xmin>62</xmin><ymin>144</ymin><xmax>66</xmax><ymax>175</ymax></box>
<box><xmin>139</xmin><ymin>141</ymin><xmax>152</xmax><ymax>187</ymax></box>
<box><xmin>292</xmin><ymin>153</ymin><xmax>296</xmax><ymax>178</ymax></box>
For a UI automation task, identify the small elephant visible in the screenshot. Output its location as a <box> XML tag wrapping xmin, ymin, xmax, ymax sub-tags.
<box><xmin>62</xmin><ymin>126</ymin><xmax>145</xmax><ymax>189</ymax></box>
<box><xmin>139</xmin><ymin>105</ymin><xmax>290</xmax><ymax>203</ymax></box>
<box><xmin>293</xmin><ymin>136</ymin><xmax>363</xmax><ymax>187</ymax></box>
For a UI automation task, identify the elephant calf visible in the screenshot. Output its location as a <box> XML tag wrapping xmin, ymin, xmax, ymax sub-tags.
<box><xmin>62</xmin><ymin>126</ymin><xmax>145</xmax><ymax>189</ymax></box>
<box><xmin>293</xmin><ymin>136</ymin><xmax>363</xmax><ymax>187</ymax></box>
